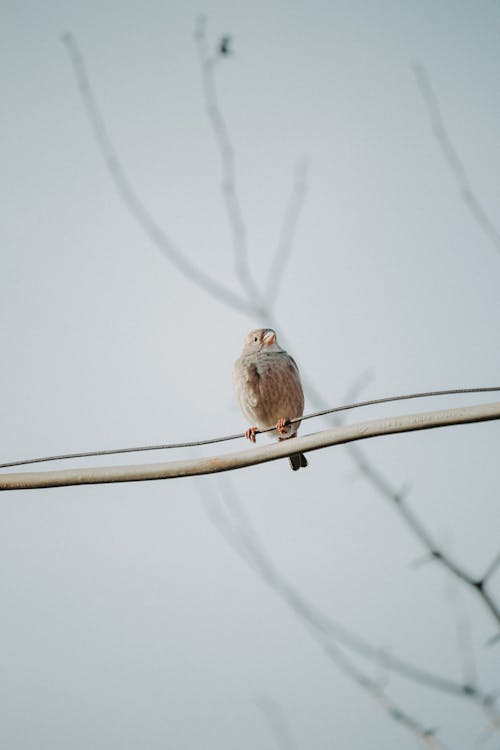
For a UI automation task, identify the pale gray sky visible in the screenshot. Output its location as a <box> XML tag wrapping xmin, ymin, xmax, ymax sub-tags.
<box><xmin>1</xmin><ymin>2</ymin><xmax>499</xmax><ymax>748</ymax></box>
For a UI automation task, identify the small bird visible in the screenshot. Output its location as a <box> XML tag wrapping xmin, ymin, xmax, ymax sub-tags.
<box><xmin>233</xmin><ymin>328</ymin><xmax>308</xmax><ymax>471</ymax></box>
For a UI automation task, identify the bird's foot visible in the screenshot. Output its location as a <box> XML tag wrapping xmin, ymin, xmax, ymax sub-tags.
<box><xmin>276</xmin><ymin>417</ymin><xmax>291</xmax><ymax>435</ymax></box>
<box><xmin>245</xmin><ymin>426</ymin><xmax>259</xmax><ymax>443</ymax></box>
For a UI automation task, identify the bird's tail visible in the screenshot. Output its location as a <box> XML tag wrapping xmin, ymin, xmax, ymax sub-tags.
<box><xmin>288</xmin><ymin>453</ymin><xmax>309</xmax><ymax>471</ymax></box>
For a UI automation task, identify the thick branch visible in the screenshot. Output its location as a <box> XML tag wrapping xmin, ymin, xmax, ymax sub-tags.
<box><xmin>1</xmin><ymin>401</ymin><xmax>499</xmax><ymax>491</ymax></box>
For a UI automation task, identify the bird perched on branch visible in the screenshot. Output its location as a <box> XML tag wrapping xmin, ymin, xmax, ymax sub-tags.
<box><xmin>233</xmin><ymin>328</ymin><xmax>308</xmax><ymax>471</ymax></box>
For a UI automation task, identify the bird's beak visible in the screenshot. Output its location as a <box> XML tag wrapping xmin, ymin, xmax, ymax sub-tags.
<box><xmin>263</xmin><ymin>330</ymin><xmax>276</xmax><ymax>346</ymax></box>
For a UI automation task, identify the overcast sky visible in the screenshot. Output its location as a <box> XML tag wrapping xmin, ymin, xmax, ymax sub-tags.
<box><xmin>1</xmin><ymin>2</ymin><xmax>500</xmax><ymax>748</ymax></box>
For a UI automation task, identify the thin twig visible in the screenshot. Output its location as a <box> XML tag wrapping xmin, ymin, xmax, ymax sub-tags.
<box><xmin>394</xmin><ymin>490</ymin><xmax>500</xmax><ymax>628</ymax></box>
<box><xmin>444</xmin><ymin>577</ymin><xmax>477</xmax><ymax>688</ymax></box>
<box><xmin>482</xmin><ymin>551</ymin><xmax>500</xmax><ymax>584</ymax></box>
<box><xmin>194</xmin><ymin>18</ymin><xmax>264</xmax><ymax>308</ymax></box>
<box><xmin>255</xmin><ymin>695</ymin><xmax>300</xmax><ymax>750</ymax></box>
<box><xmin>61</xmin><ymin>32</ymin><xmax>253</xmax><ymax>317</ymax></box>
<box><xmin>341</xmin><ymin>370</ymin><xmax>375</xmax><ymax>414</ymax></box>
<box><xmin>413</xmin><ymin>62</ymin><xmax>500</xmax><ymax>256</ymax></box>
<box><xmin>265</xmin><ymin>157</ymin><xmax>309</xmax><ymax>305</ymax></box>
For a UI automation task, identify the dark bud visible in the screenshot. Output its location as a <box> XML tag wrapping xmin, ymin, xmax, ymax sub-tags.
<box><xmin>219</xmin><ymin>35</ymin><xmax>232</xmax><ymax>56</ymax></box>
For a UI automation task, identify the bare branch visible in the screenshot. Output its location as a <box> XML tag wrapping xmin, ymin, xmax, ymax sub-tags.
<box><xmin>393</xmin><ymin>489</ymin><xmax>500</xmax><ymax>627</ymax></box>
<box><xmin>313</xmin><ymin>642</ymin><xmax>448</xmax><ymax>750</ymax></box>
<box><xmin>413</xmin><ymin>62</ymin><xmax>500</xmax><ymax>256</ymax></box>
<box><xmin>444</xmin><ymin>578</ymin><xmax>477</xmax><ymax>688</ymax></box>
<box><xmin>61</xmin><ymin>32</ymin><xmax>254</xmax><ymax>317</ymax></box>
<box><xmin>1</xmin><ymin>401</ymin><xmax>499</xmax><ymax>491</ymax></box>
<box><xmin>204</xmin><ymin>482</ymin><xmax>452</xmax><ymax>749</ymax></box>
<box><xmin>265</xmin><ymin>157</ymin><xmax>309</xmax><ymax>306</ymax></box>
<box><xmin>476</xmin><ymin>722</ymin><xmax>497</xmax><ymax>747</ymax></box>
<box><xmin>194</xmin><ymin>18</ymin><xmax>264</xmax><ymax>308</ymax></box>
<box><xmin>203</xmin><ymin>480</ymin><xmax>499</xmax><ymax>715</ymax></box>
<box><xmin>485</xmin><ymin>633</ymin><xmax>500</xmax><ymax>647</ymax></box>
<box><xmin>482</xmin><ymin>550</ymin><xmax>500</xmax><ymax>584</ymax></box>
<box><xmin>255</xmin><ymin>695</ymin><xmax>300</xmax><ymax>750</ymax></box>
<box><xmin>409</xmin><ymin>552</ymin><xmax>438</xmax><ymax>571</ymax></box>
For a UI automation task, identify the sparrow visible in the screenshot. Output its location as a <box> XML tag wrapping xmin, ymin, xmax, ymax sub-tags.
<box><xmin>233</xmin><ymin>328</ymin><xmax>308</xmax><ymax>471</ymax></box>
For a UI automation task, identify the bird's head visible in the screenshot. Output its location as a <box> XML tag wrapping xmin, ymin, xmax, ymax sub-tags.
<box><xmin>242</xmin><ymin>328</ymin><xmax>282</xmax><ymax>354</ymax></box>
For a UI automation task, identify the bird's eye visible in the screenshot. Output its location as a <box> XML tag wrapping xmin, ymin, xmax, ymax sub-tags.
<box><xmin>254</xmin><ymin>337</ymin><xmax>258</xmax><ymax>342</ymax></box>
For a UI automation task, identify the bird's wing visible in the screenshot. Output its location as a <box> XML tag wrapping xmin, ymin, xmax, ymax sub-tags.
<box><xmin>257</xmin><ymin>354</ymin><xmax>305</xmax><ymax>425</ymax></box>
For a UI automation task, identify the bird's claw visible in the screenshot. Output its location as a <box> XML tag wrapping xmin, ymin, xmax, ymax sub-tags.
<box><xmin>245</xmin><ymin>426</ymin><xmax>259</xmax><ymax>443</ymax></box>
<box><xmin>276</xmin><ymin>418</ymin><xmax>291</xmax><ymax>435</ymax></box>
